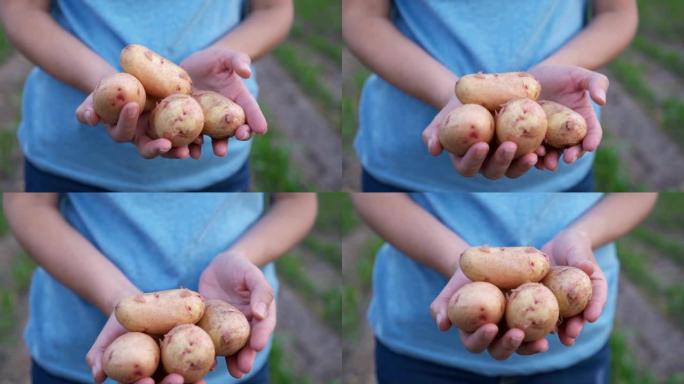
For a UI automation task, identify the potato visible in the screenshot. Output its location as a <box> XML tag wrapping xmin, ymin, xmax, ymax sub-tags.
<box><xmin>149</xmin><ymin>94</ymin><xmax>205</xmax><ymax>147</ymax></box>
<box><xmin>542</xmin><ymin>266</ymin><xmax>592</xmax><ymax>318</ymax></box>
<box><xmin>438</xmin><ymin>104</ymin><xmax>494</xmax><ymax>156</ymax></box>
<box><xmin>115</xmin><ymin>288</ymin><xmax>205</xmax><ymax>335</ymax></box>
<box><xmin>161</xmin><ymin>324</ymin><xmax>215</xmax><ymax>383</ymax></box>
<box><xmin>143</xmin><ymin>96</ymin><xmax>160</xmax><ymax>113</ymax></box>
<box><xmin>197</xmin><ymin>300</ymin><xmax>250</xmax><ymax>356</ymax></box>
<box><xmin>539</xmin><ymin>100</ymin><xmax>588</xmax><ymax>148</ymax></box>
<box><xmin>460</xmin><ymin>246</ymin><xmax>550</xmax><ymax>290</ymax></box>
<box><xmin>92</xmin><ymin>73</ymin><xmax>146</xmax><ymax>124</ymax></box>
<box><xmin>447</xmin><ymin>282</ymin><xmax>505</xmax><ymax>332</ymax></box>
<box><xmin>120</xmin><ymin>44</ymin><xmax>192</xmax><ymax>98</ymax></box>
<box><xmin>192</xmin><ymin>91</ymin><xmax>246</xmax><ymax>139</ymax></box>
<box><xmin>102</xmin><ymin>332</ymin><xmax>159</xmax><ymax>383</ymax></box>
<box><xmin>495</xmin><ymin>98</ymin><xmax>548</xmax><ymax>158</ymax></box>
<box><xmin>455</xmin><ymin>72</ymin><xmax>541</xmax><ymax>111</ymax></box>
<box><xmin>505</xmin><ymin>283</ymin><xmax>559</xmax><ymax>342</ymax></box>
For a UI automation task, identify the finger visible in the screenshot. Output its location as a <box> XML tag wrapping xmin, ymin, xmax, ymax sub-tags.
<box><xmin>459</xmin><ymin>323</ymin><xmax>498</xmax><ymax>353</ymax></box>
<box><xmin>189</xmin><ymin>142</ymin><xmax>202</xmax><ymax>160</ymax></box>
<box><xmin>237</xmin><ymin>347</ymin><xmax>257</xmax><ymax>374</ymax></box>
<box><xmin>516</xmin><ymin>338</ymin><xmax>549</xmax><ymax>355</ymax></box>
<box><xmin>453</xmin><ymin>142</ymin><xmax>488</xmax><ymax>176</ymax></box>
<box><xmin>488</xmin><ymin>328</ymin><xmax>524</xmax><ymax>360</ymax></box>
<box><xmin>587</xmin><ymin>73</ymin><xmax>609</xmax><ymax>106</ymax></box>
<box><xmin>581</xmin><ymin>107</ymin><xmax>603</xmax><ymax>152</ymax></box>
<box><xmin>506</xmin><ymin>152</ymin><xmax>537</xmax><ymax>179</ymax></box>
<box><xmin>234</xmin><ymin>125</ymin><xmax>252</xmax><ymax>141</ymax></box>
<box><xmin>133</xmin><ymin>379</ymin><xmax>155</xmax><ymax>384</ymax></box>
<box><xmin>137</xmin><ymin>138</ymin><xmax>172</xmax><ymax>159</ymax></box>
<box><xmin>76</xmin><ymin>94</ymin><xmax>101</xmax><ymax>126</ymax></box>
<box><xmin>563</xmin><ymin>145</ymin><xmax>582</xmax><ymax>164</ymax></box>
<box><xmin>111</xmin><ymin>103</ymin><xmax>140</xmax><ymax>142</ymax></box>
<box><xmin>246</xmin><ymin>271</ymin><xmax>275</xmax><ymax>320</ymax></box>
<box><xmin>213</xmin><ymin>138</ymin><xmax>229</xmax><ymax>157</ymax></box>
<box><xmin>481</xmin><ymin>142</ymin><xmax>516</xmax><ymax>179</ymax></box>
<box><xmin>160</xmin><ymin>146</ymin><xmax>191</xmax><ymax>159</ymax></box>
<box><xmin>235</xmin><ymin>91</ymin><xmax>267</xmax><ymax>135</ymax></box>
<box><xmin>227</xmin><ymin>356</ymin><xmax>245</xmax><ymax>379</ymax></box>
<box><xmin>559</xmin><ymin>316</ymin><xmax>584</xmax><ymax>346</ymax></box>
<box><xmin>159</xmin><ymin>374</ymin><xmax>185</xmax><ymax>384</ymax></box>
<box><xmin>430</xmin><ymin>290</ymin><xmax>455</xmax><ymax>331</ymax></box>
<box><xmin>535</xmin><ymin>145</ymin><xmax>546</xmax><ymax>157</ymax></box>
<box><xmin>584</xmin><ymin>274</ymin><xmax>608</xmax><ymax>322</ymax></box>
<box><xmin>543</xmin><ymin>150</ymin><xmax>560</xmax><ymax>171</ymax></box>
<box><xmin>228</xmin><ymin>52</ymin><xmax>252</xmax><ymax>79</ymax></box>
<box><xmin>250</xmin><ymin>301</ymin><xmax>276</xmax><ymax>351</ymax></box>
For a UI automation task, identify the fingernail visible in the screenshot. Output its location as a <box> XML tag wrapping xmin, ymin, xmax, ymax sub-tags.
<box><xmin>255</xmin><ymin>303</ymin><xmax>267</xmax><ymax>318</ymax></box>
<box><xmin>510</xmin><ymin>334</ymin><xmax>522</xmax><ymax>346</ymax></box>
<box><xmin>598</xmin><ymin>89</ymin><xmax>606</xmax><ymax>103</ymax></box>
<box><xmin>428</xmin><ymin>137</ymin><xmax>435</xmax><ymax>149</ymax></box>
<box><xmin>436</xmin><ymin>313</ymin><xmax>444</xmax><ymax>325</ymax></box>
<box><xmin>85</xmin><ymin>110</ymin><xmax>92</xmax><ymax>122</ymax></box>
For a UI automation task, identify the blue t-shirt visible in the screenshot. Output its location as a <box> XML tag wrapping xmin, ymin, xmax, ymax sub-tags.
<box><xmin>25</xmin><ymin>193</ymin><xmax>278</xmax><ymax>383</ymax></box>
<box><xmin>368</xmin><ymin>193</ymin><xmax>618</xmax><ymax>375</ymax></box>
<box><xmin>18</xmin><ymin>1</ymin><xmax>259</xmax><ymax>191</ymax></box>
<box><xmin>355</xmin><ymin>0</ymin><xmax>595</xmax><ymax>191</ymax></box>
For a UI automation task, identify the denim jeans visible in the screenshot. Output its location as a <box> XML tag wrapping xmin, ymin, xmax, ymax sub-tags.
<box><xmin>375</xmin><ymin>337</ymin><xmax>610</xmax><ymax>384</ymax></box>
<box><xmin>24</xmin><ymin>159</ymin><xmax>251</xmax><ymax>192</ymax></box>
<box><xmin>31</xmin><ymin>359</ymin><xmax>270</xmax><ymax>384</ymax></box>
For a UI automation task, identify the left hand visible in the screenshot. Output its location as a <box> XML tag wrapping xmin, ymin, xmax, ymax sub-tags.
<box><xmin>541</xmin><ymin>229</ymin><xmax>608</xmax><ymax>346</ymax></box>
<box><xmin>181</xmin><ymin>47</ymin><xmax>268</xmax><ymax>157</ymax></box>
<box><xmin>199</xmin><ymin>252</ymin><xmax>276</xmax><ymax>379</ymax></box>
<box><xmin>528</xmin><ymin>64</ymin><xmax>609</xmax><ymax>171</ymax></box>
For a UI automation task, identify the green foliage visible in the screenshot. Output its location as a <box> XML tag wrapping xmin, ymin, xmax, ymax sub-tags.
<box><xmin>250</xmin><ymin>116</ymin><xmax>304</xmax><ymax>192</ymax></box>
<box><xmin>650</xmin><ymin>193</ymin><xmax>684</xmax><ymax>230</ymax></box>
<box><xmin>608</xmin><ymin>59</ymin><xmax>656</xmax><ymax>108</ymax></box>
<box><xmin>277</xmin><ymin>255</ymin><xmax>317</xmax><ymax>299</ymax></box>
<box><xmin>338</xmin><ymin>193</ymin><xmax>359</xmax><ymax>237</ymax></box>
<box><xmin>291</xmin><ymin>24</ymin><xmax>341</xmax><ymax>63</ymax></box>
<box><xmin>0</xmin><ymin>194</ymin><xmax>8</xmax><ymax>237</ymax></box>
<box><xmin>0</xmin><ymin>289</ymin><xmax>14</xmax><ymax>342</ymax></box>
<box><xmin>293</xmin><ymin>0</ymin><xmax>341</xmax><ymax>39</ymax></box>
<box><xmin>0</xmin><ymin>29</ymin><xmax>12</xmax><ymax>65</ymax></box>
<box><xmin>593</xmin><ymin>142</ymin><xmax>634</xmax><ymax>192</ymax></box>
<box><xmin>610</xmin><ymin>330</ymin><xmax>659</xmax><ymax>384</ymax></box>
<box><xmin>269</xmin><ymin>336</ymin><xmax>312</xmax><ymax>384</ymax></box>
<box><xmin>12</xmin><ymin>250</ymin><xmax>36</xmax><ymax>293</ymax></box>
<box><xmin>661</xmin><ymin>99</ymin><xmax>684</xmax><ymax>146</ymax></box>
<box><xmin>637</xmin><ymin>1</ymin><xmax>684</xmax><ymax>43</ymax></box>
<box><xmin>617</xmin><ymin>242</ymin><xmax>660</xmax><ymax>296</ymax></box>
<box><xmin>322</xmin><ymin>287</ymin><xmax>342</xmax><ymax>333</ymax></box>
<box><xmin>357</xmin><ymin>236</ymin><xmax>382</xmax><ymax>290</ymax></box>
<box><xmin>341</xmin><ymin>285</ymin><xmax>359</xmax><ymax>340</ymax></box>
<box><xmin>303</xmin><ymin>235</ymin><xmax>340</xmax><ymax>268</ymax></box>
<box><xmin>632</xmin><ymin>36</ymin><xmax>684</xmax><ymax>82</ymax></box>
<box><xmin>0</xmin><ymin>129</ymin><xmax>17</xmax><ymax>176</ymax></box>
<box><xmin>631</xmin><ymin>227</ymin><xmax>684</xmax><ymax>267</ymax></box>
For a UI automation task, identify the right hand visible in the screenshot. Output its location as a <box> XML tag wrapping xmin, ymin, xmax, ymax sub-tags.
<box><xmin>430</xmin><ymin>268</ymin><xmax>549</xmax><ymax>360</ymax></box>
<box><xmin>422</xmin><ymin>94</ymin><xmax>539</xmax><ymax>179</ymax></box>
<box><xmin>86</xmin><ymin>313</ymin><xmax>208</xmax><ymax>384</ymax></box>
<box><xmin>76</xmin><ymin>94</ymin><xmax>202</xmax><ymax>160</ymax></box>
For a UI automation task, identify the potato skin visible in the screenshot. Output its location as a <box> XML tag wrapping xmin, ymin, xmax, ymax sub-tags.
<box><xmin>539</xmin><ymin>100</ymin><xmax>587</xmax><ymax>149</ymax></box>
<box><xmin>115</xmin><ymin>288</ymin><xmax>205</xmax><ymax>335</ymax></box>
<box><xmin>495</xmin><ymin>98</ymin><xmax>548</xmax><ymax>158</ymax></box>
<box><xmin>193</xmin><ymin>91</ymin><xmax>246</xmax><ymax>139</ymax></box>
<box><xmin>542</xmin><ymin>266</ymin><xmax>592</xmax><ymax>318</ymax></box>
<box><xmin>455</xmin><ymin>72</ymin><xmax>541</xmax><ymax>111</ymax></box>
<box><xmin>93</xmin><ymin>73</ymin><xmax>146</xmax><ymax>124</ymax></box>
<box><xmin>447</xmin><ymin>282</ymin><xmax>505</xmax><ymax>332</ymax></box>
<box><xmin>161</xmin><ymin>324</ymin><xmax>215</xmax><ymax>383</ymax></box>
<box><xmin>505</xmin><ymin>283</ymin><xmax>559</xmax><ymax>342</ymax></box>
<box><xmin>102</xmin><ymin>332</ymin><xmax>160</xmax><ymax>383</ymax></box>
<box><xmin>197</xmin><ymin>299</ymin><xmax>250</xmax><ymax>356</ymax></box>
<box><xmin>438</xmin><ymin>104</ymin><xmax>494</xmax><ymax>156</ymax></box>
<box><xmin>460</xmin><ymin>246</ymin><xmax>550</xmax><ymax>290</ymax></box>
<box><xmin>149</xmin><ymin>94</ymin><xmax>205</xmax><ymax>147</ymax></box>
<box><xmin>120</xmin><ymin>44</ymin><xmax>192</xmax><ymax>98</ymax></box>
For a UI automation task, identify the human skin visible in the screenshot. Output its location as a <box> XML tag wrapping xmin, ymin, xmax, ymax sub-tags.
<box><xmin>343</xmin><ymin>0</ymin><xmax>637</xmax><ymax>179</ymax></box>
<box><xmin>353</xmin><ymin>192</ymin><xmax>656</xmax><ymax>360</ymax></box>
<box><xmin>0</xmin><ymin>0</ymin><xmax>293</xmax><ymax>160</ymax></box>
<box><xmin>3</xmin><ymin>192</ymin><xmax>317</xmax><ymax>382</ymax></box>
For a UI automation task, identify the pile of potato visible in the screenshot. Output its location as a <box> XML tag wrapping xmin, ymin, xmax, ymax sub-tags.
<box><xmin>92</xmin><ymin>44</ymin><xmax>246</xmax><ymax>146</ymax></box>
<box><xmin>102</xmin><ymin>288</ymin><xmax>250</xmax><ymax>383</ymax></box>
<box><xmin>447</xmin><ymin>246</ymin><xmax>592</xmax><ymax>343</ymax></box>
<box><xmin>439</xmin><ymin>72</ymin><xmax>587</xmax><ymax>157</ymax></box>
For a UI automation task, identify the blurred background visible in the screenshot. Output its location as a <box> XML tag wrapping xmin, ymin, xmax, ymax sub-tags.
<box><xmin>341</xmin><ymin>193</ymin><xmax>684</xmax><ymax>384</ymax></box>
<box><xmin>341</xmin><ymin>1</ymin><xmax>684</xmax><ymax>191</ymax></box>
<box><xmin>0</xmin><ymin>192</ymin><xmax>342</xmax><ymax>384</ymax></box>
<box><xmin>0</xmin><ymin>0</ymin><xmax>342</xmax><ymax>192</ymax></box>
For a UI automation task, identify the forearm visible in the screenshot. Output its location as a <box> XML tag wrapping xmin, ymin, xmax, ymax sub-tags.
<box><xmin>567</xmin><ymin>193</ymin><xmax>657</xmax><ymax>249</ymax></box>
<box><xmin>3</xmin><ymin>193</ymin><xmax>138</xmax><ymax>314</ymax></box>
<box><xmin>227</xmin><ymin>193</ymin><xmax>317</xmax><ymax>266</ymax></box>
<box><xmin>211</xmin><ymin>0</ymin><xmax>293</xmax><ymax>60</ymax></box>
<box><xmin>342</xmin><ymin>0</ymin><xmax>457</xmax><ymax>109</ymax></box>
<box><xmin>0</xmin><ymin>0</ymin><xmax>115</xmax><ymax>92</ymax></box>
<box><xmin>352</xmin><ymin>193</ymin><xmax>467</xmax><ymax>277</ymax></box>
<box><xmin>540</xmin><ymin>0</ymin><xmax>637</xmax><ymax>69</ymax></box>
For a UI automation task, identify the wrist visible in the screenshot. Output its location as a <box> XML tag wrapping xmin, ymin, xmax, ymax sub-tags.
<box><xmin>436</xmin><ymin>74</ymin><xmax>459</xmax><ymax>109</ymax></box>
<box><xmin>103</xmin><ymin>284</ymin><xmax>140</xmax><ymax>314</ymax></box>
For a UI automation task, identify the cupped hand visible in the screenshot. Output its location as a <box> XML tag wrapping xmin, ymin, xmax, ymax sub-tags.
<box><xmin>86</xmin><ymin>313</ymin><xmax>207</xmax><ymax>384</ymax></box>
<box><xmin>529</xmin><ymin>64</ymin><xmax>609</xmax><ymax>171</ymax></box>
<box><xmin>181</xmin><ymin>47</ymin><xmax>267</xmax><ymax>156</ymax></box>
<box><xmin>76</xmin><ymin>95</ymin><xmax>199</xmax><ymax>159</ymax></box>
<box><xmin>199</xmin><ymin>252</ymin><xmax>276</xmax><ymax>379</ymax></box>
<box><xmin>430</xmin><ymin>266</ymin><xmax>548</xmax><ymax>360</ymax></box>
<box><xmin>541</xmin><ymin>229</ymin><xmax>608</xmax><ymax>346</ymax></box>
<box><xmin>422</xmin><ymin>95</ymin><xmax>538</xmax><ymax>179</ymax></box>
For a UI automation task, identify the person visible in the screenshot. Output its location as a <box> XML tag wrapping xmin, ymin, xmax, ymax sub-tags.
<box><xmin>353</xmin><ymin>192</ymin><xmax>657</xmax><ymax>383</ymax></box>
<box><xmin>3</xmin><ymin>192</ymin><xmax>317</xmax><ymax>383</ymax></box>
<box><xmin>343</xmin><ymin>0</ymin><xmax>638</xmax><ymax>192</ymax></box>
<box><xmin>0</xmin><ymin>0</ymin><xmax>293</xmax><ymax>192</ymax></box>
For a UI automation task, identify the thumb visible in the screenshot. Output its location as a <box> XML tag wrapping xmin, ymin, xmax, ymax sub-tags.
<box><xmin>246</xmin><ymin>269</ymin><xmax>274</xmax><ymax>320</ymax></box>
<box><xmin>585</xmin><ymin>72</ymin><xmax>609</xmax><ymax>106</ymax></box>
<box><xmin>565</xmin><ymin>246</ymin><xmax>595</xmax><ymax>276</ymax></box>
<box><xmin>228</xmin><ymin>52</ymin><xmax>252</xmax><ymax>79</ymax></box>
